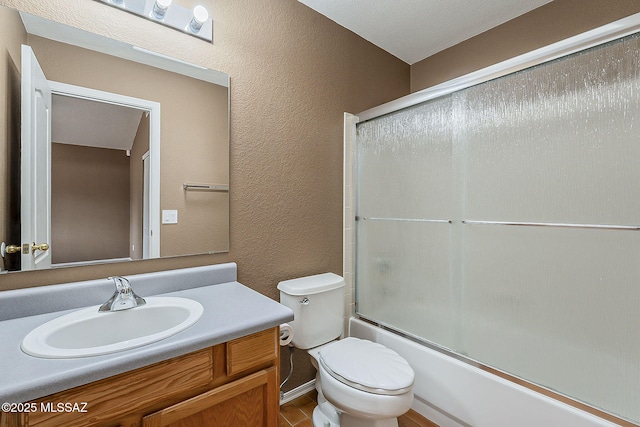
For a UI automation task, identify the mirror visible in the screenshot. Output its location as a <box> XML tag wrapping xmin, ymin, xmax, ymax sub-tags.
<box><xmin>0</xmin><ymin>5</ymin><xmax>229</xmax><ymax>272</ymax></box>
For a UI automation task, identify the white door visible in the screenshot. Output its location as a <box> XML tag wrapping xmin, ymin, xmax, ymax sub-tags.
<box><xmin>21</xmin><ymin>45</ymin><xmax>52</xmax><ymax>270</ymax></box>
<box><xmin>142</xmin><ymin>151</ymin><xmax>150</xmax><ymax>259</ymax></box>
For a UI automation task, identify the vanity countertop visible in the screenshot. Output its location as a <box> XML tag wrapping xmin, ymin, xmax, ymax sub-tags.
<box><xmin>0</xmin><ymin>264</ymin><xmax>294</xmax><ymax>403</ymax></box>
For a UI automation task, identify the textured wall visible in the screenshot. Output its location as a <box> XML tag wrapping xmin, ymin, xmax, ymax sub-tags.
<box><xmin>0</xmin><ymin>0</ymin><xmax>409</xmax><ymax>390</ymax></box>
<box><xmin>0</xmin><ymin>0</ymin><xmax>408</xmax><ymax>293</ymax></box>
<box><xmin>410</xmin><ymin>0</ymin><xmax>640</xmax><ymax>92</ymax></box>
<box><xmin>51</xmin><ymin>144</ymin><xmax>131</xmax><ymax>263</ymax></box>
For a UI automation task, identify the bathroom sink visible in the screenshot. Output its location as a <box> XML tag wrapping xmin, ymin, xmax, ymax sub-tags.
<box><xmin>21</xmin><ymin>297</ymin><xmax>204</xmax><ymax>359</ymax></box>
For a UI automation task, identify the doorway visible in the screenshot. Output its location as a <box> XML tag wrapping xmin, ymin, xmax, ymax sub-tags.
<box><xmin>47</xmin><ymin>82</ymin><xmax>161</xmax><ymax>266</ymax></box>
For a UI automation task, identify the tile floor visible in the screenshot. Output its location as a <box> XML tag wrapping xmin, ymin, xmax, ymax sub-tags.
<box><xmin>279</xmin><ymin>391</ymin><xmax>438</xmax><ymax>427</ymax></box>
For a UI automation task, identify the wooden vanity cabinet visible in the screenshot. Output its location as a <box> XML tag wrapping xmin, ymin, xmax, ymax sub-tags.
<box><xmin>7</xmin><ymin>327</ymin><xmax>279</xmax><ymax>427</ymax></box>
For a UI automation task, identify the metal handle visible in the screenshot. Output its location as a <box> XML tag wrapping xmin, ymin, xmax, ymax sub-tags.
<box><xmin>31</xmin><ymin>242</ymin><xmax>50</xmax><ymax>254</ymax></box>
<box><xmin>300</xmin><ymin>298</ymin><xmax>310</xmax><ymax>305</ymax></box>
<box><xmin>461</xmin><ymin>220</ymin><xmax>640</xmax><ymax>231</ymax></box>
<box><xmin>183</xmin><ymin>183</ymin><xmax>229</xmax><ymax>192</ymax></box>
<box><xmin>5</xmin><ymin>244</ymin><xmax>22</xmax><ymax>254</ymax></box>
<box><xmin>108</xmin><ymin>276</ymin><xmax>132</xmax><ymax>294</ymax></box>
<box><xmin>0</xmin><ymin>242</ymin><xmax>26</xmax><ymax>257</ymax></box>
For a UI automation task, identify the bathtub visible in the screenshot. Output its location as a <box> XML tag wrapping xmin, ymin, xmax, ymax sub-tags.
<box><xmin>348</xmin><ymin>318</ymin><xmax>621</xmax><ymax>427</ymax></box>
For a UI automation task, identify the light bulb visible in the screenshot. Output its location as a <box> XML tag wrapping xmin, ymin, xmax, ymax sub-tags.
<box><xmin>152</xmin><ymin>0</ymin><xmax>172</xmax><ymax>19</ymax></box>
<box><xmin>188</xmin><ymin>5</ymin><xmax>208</xmax><ymax>33</ymax></box>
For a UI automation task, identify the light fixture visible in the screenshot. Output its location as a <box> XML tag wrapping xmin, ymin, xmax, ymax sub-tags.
<box><xmin>95</xmin><ymin>0</ymin><xmax>213</xmax><ymax>42</ymax></box>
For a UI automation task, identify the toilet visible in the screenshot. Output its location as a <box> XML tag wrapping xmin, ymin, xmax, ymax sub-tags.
<box><xmin>278</xmin><ymin>273</ymin><xmax>415</xmax><ymax>427</ymax></box>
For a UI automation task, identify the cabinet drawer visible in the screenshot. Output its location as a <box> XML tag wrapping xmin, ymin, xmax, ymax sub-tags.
<box><xmin>142</xmin><ymin>367</ymin><xmax>278</xmax><ymax>427</ymax></box>
<box><xmin>28</xmin><ymin>348</ymin><xmax>213</xmax><ymax>427</ymax></box>
<box><xmin>226</xmin><ymin>328</ymin><xmax>277</xmax><ymax>376</ymax></box>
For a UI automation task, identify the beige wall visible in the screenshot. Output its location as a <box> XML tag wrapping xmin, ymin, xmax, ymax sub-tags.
<box><xmin>0</xmin><ymin>0</ymin><xmax>408</xmax><ymax>391</ymax></box>
<box><xmin>163</xmin><ymin>81</ymin><xmax>229</xmax><ymax>256</ymax></box>
<box><xmin>51</xmin><ymin>143</ymin><xmax>130</xmax><ymax>263</ymax></box>
<box><xmin>0</xmin><ymin>0</ymin><xmax>408</xmax><ymax>292</ymax></box>
<box><xmin>410</xmin><ymin>0</ymin><xmax>640</xmax><ymax>92</ymax></box>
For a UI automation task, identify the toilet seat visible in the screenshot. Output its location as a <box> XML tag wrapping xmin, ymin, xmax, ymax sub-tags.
<box><xmin>318</xmin><ymin>337</ymin><xmax>414</xmax><ymax>396</ymax></box>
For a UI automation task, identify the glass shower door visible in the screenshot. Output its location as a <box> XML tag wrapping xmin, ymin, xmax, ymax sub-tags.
<box><xmin>356</xmin><ymin>96</ymin><xmax>459</xmax><ymax>350</ymax></box>
<box><xmin>355</xmin><ymin>33</ymin><xmax>640</xmax><ymax>423</ymax></box>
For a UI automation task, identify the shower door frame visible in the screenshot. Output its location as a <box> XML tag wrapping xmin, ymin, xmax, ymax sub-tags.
<box><xmin>344</xmin><ymin>10</ymin><xmax>640</xmax><ymax>427</ymax></box>
<box><xmin>358</xmin><ymin>12</ymin><xmax>640</xmax><ymax>123</ymax></box>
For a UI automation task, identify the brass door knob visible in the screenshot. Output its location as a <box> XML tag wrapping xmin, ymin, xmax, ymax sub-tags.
<box><xmin>31</xmin><ymin>242</ymin><xmax>50</xmax><ymax>254</ymax></box>
<box><xmin>5</xmin><ymin>244</ymin><xmax>22</xmax><ymax>254</ymax></box>
<box><xmin>0</xmin><ymin>242</ymin><xmax>28</xmax><ymax>257</ymax></box>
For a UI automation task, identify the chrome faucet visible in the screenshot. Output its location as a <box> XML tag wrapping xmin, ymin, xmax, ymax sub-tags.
<box><xmin>99</xmin><ymin>276</ymin><xmax>146</xmax><ymax>312</ymax></box>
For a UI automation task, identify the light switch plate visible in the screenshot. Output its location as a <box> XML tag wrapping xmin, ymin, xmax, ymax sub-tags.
<box><xmin>162</xmin><ymin>210</ymin><xmax>178</xmax><ymax>224</ymax></box>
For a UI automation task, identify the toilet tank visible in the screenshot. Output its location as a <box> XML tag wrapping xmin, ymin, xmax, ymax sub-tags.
<box><xmin>277</xmin><ymin>273</ymin><xmax>345</xmax><ymax>350</ymax></box>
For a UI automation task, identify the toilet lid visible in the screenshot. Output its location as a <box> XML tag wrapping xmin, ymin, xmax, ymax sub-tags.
<box><xmin>318</xmin><ymin>337</ymin><xmax>414</xmax><ymax>396</ymax></box>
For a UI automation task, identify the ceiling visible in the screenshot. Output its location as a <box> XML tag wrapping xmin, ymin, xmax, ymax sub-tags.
<box><xmin>52</xmin><ymin>94</ymin><xmax>144</xmax><ymax>151</ymax></box>
<box><xmin>298</xmin><ymin>0</ymin><xmax>553</xmax><ymax>64</ymax></box>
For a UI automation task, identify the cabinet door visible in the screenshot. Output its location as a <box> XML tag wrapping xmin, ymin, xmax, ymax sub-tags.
<box><xmin>24</xmin><ymin>348</ymin><xmax>213</xmax><ymax>427</ymax></box>
<box><xmin>0</xmin><ymin>412</ymin><xmax>25</xmax><ymax>427</ymax></box>
<box><xmin>142</xmin><ymin>367</ymin><xmax>278</xmax><ymax>427</ymax></box>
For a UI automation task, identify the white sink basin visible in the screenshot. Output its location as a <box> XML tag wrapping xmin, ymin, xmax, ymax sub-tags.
<box><xmin>21</xmin><ymin>297</ymin><xmax>204</xmax><ymax>359</ymax></box>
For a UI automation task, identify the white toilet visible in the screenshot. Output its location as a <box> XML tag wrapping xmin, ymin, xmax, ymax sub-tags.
<box><xmin>278</xmin><ymin>273</ymin><xmax>415</xmax><ymax>427</ymax></box>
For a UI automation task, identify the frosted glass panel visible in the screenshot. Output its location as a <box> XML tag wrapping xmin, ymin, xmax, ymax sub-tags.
<box><xmin>356</xmin><ymin>95</ymin><xmax>456</xmax><ymax>349</ymax></box>
<box><xmin>356</xmin><ymin>220</ymin><xmax>454</xmax><ymax>348</ymax></box>
<box><xmin>463</xmin><ymin>225</ymin><xmax>640</xmax><ymax>417</ymax></box>
<box><xmin>355</xmin><ymin>34</ymin><xmax>640</xmax><ymax>423</ymax></box>
<box><xmin>463</xmin><ymin>39</ymin><xmax>640</xmax><ymax>225</ymax></box>
<box><xmin>357</xmin><ymin>97</ymin><xmax>454</xmax><ymax>220</ymax></box>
